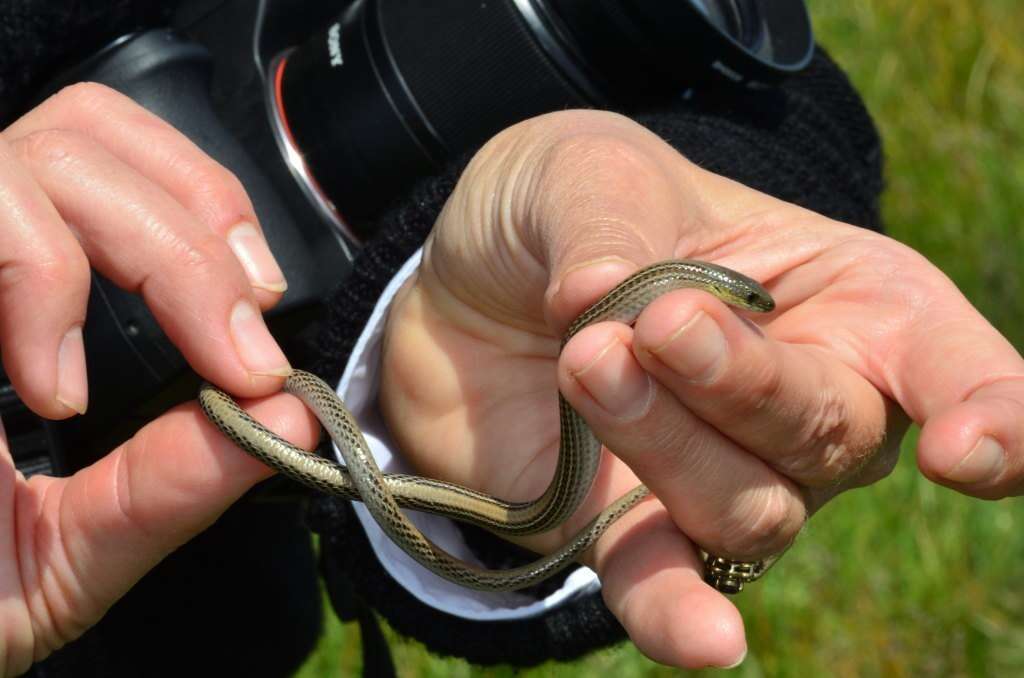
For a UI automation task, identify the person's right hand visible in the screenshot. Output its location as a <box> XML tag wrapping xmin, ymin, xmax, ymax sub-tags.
<box><xmin>0</xmin><ymin>83</ymin><xmax>320</xmax><ymax>675</ymax></box>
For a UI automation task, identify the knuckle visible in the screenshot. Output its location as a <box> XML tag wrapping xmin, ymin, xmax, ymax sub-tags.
<box><xmin>50</xmin><ymin>81</ymin><xmax>120</xmax><ymax>113</ymax></box>
<box><xmin>768</xmin><ymin>378</ymin><xmax>860</xmax><ymax>485</ymax></box>
<box><xmin>33</xmin><ymin>248</ymin><xmax>90</xmax><ymax>289</ymax></box>
<box><xmin>794</xmin><ymin>386</ymin><xmax>852</xmax><ymax>474</ymax></box>
<box><xmin>14</xmin><ymin>128</ymin><xmax>90</xmax><ymax>168</ymax></box>
<box><xmin>168</xmin><ymin>154</ymin><xmax>251</xmax><ymax>225</ymax></box>
<box><xmin>724</xmin><ymin>484</ymin><xmax>803</xmax><ymax>557</ymax></box>
<box><xmin>744</xmin><ymin>359</ymin><xmax>786</xmax><ymax>415</ymax></box>
<box><xmin>805</xmin><ymin>386</ymin><xmax>851</xmax><ymax>447</ymax></box>
<box><xmin>173</xmin><ymin>231</ymin><xmax>237</xmax><ymax>283</ymax></box>
<box><xmin>3</xmin><ymin>245</ymin><xmax>89</xmax><ymax>295</ymax></box>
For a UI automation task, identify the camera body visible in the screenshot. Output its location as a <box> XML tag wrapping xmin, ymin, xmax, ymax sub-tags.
<box><xmin>1</xmin><ymin>0</ymin><xmax>812</xmax><ymax>477</ymax></box>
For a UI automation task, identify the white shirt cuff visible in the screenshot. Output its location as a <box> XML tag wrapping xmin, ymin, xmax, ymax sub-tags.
<box><xmin>334</xmin><ymin>248</ymin><xmax>600</xmax><ymax>621</ymax></box>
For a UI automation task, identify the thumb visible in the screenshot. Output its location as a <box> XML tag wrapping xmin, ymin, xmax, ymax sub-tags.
<box><xmin>504</xmin><ymin>114</ymin><xmax>709</xmax><ymax>333</ymax></box>
<box><xmin>431</xmin><ymin>110</ymin><xmax>716</xmax><ymax>334</ymax></box>
<box><xmin>16</xmin><ymin>393</ymin><xmax>319</xmax><ymax>651</ymax></box>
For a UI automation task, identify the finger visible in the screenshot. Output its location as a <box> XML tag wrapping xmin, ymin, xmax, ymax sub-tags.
<box><xmin>559</xmin><ymin>321</ymin><xmax>806</xmax><ymax>559</ymax></box>
<box><xmin>875</xmin><ymin>262</ymin><xmax>1024</xmax><ymax>498</ymax></box>
<box><xmin>917</xmin><ymin>378</ymin><xmax>1024</xmax><ymax>498</ymax></box>
<box><xmin>15</xmin><ymin>394</ymin><xmax>319</xmax><ymax>652</ymax></box>
<box><xmin>592</xmin><ymin>498</ymin><xmax>748</xmax><ymax>669</ymax></box>
<box><xmin>12</xmin><ymin>128</ymin><xmax>291</xmax><ymax>396</ymax></box>
<box><xmin>632</xmin><ymin>288</ymin><xmax>898</xmax><ymax>487</ymax></box>
<box><xmin>520</xmin><ymin>114</ymin><xmax>699</xmax><ymax>332</ymax></box>
<box><xmin>0</xmin><ymin>137</ymin><xmax>90</xmax><ymax>418</ymax></box>
<box><xmin>3</xmin><ymin>83</ymin><xmax>287</xmax><ymax>303</ymax></box>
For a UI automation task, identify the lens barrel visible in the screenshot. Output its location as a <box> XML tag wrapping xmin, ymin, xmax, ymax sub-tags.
<box><xmin>544</xmin><ymin>0</ymin><xmax>813</xmax><ymax>94</ymax></box>
<box><xmin>279</xmin><ymin>0</ymin><xmax>595</xmax><ymax>233</ymax></box>
<box><xmin>277</xmin><ymin>0</ymin><xmax>812</xmax><ymax>237</ymax></box>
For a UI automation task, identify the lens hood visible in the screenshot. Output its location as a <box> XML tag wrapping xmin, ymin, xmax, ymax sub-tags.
<box><xmin>543</xmin><ymin>0</ymin><xmax>814</xmax><ymax>94</ymax></box>
<box><xmin>630</xmin><ymin>0</ymin><xmax>813</xmax><ymax>87</ymax></box>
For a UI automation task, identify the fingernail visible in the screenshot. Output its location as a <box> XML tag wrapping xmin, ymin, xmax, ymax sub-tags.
<box><xmin>229</xmin><ymin>300</ymin><xmax>291</xmax><ymax>377</ymax></box>
<box><xmin>227</xmin><ymin>222</ymin><xmax>288</xmax><ymax>293</ymax></box>
<box><xmin>571</xmin><ymin>337</ymin><xmax>653</xmax><ymax>421</ymax></box>
<box><xmin>719</xmin><ymin>646</ymin><xmax>748</xmax><ymax>669</ymax></box>
<box><xmin>650</xmin><ymin>311</ymin><xmax>726</xmax><ymax>383</ymax></box>
<box><xmin>946</xmin><ymin>435</ymin><xmax>1005</xmax><ymax>484</ymax></box>
<box><xmin>56</xmin><ymin>325</ymin><xmax>88</xmax><ymax>414</ymax></box>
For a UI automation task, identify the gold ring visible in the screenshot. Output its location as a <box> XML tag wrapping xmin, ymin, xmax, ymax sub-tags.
<box><xmin>702</xmin><ymin>553</ymin><xmax>769</xmax><ymax>594</ymax></box>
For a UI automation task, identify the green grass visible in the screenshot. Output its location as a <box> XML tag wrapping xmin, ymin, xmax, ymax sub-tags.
<box><xmin>296</xmin><ymin>2</ymin><xmax>1024</xmax><ymax>675</ymax></box>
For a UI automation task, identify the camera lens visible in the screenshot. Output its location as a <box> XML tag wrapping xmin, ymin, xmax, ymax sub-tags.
<box><xmin>691</xmin><ymin>1</ymin><xmax>762</xmax><ymax>48</ymax></box>
<box><xmin>272</xmin><ymin>0</ymin><xmax>812</xmax><ymax>240</ymax></box>
<box><xmin>542</xmin><ymin>0</ymin><xmax>813</xmax><ymax>97</ymax></box>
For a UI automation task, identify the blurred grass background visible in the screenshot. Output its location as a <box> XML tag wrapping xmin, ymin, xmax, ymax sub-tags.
<box><xmin>297</xmin><ymin>1</ymin><xmax>1024</xmax><ymax>675</ymax></box>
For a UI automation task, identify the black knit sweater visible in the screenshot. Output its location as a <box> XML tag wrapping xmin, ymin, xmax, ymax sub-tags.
<box><xmin>1</xmin><ymin>3</ymin><xmax>883</xmax><ymax>675</ymax></box>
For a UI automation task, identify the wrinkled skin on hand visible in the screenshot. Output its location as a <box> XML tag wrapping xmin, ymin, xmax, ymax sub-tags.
<box><xmin>0</xmin><ymin>83</ymin><xmax>319</xmax><ymax>674</ymax></box>
<box><xmin>380</xmin><ymin>110</ymin><xmax>1024</xmax><ymax>668</ymax></box>
<box><xmin>1</xmin><ymin>81</ymin><xmax>1020</xmax><ymax>673</ymax></box>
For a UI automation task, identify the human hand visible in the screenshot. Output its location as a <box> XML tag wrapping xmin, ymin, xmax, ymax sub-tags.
<box><xmin>379</xmin><ymin>110</ymin><xmax>1024</xmax><ymax>668</ymax></box>
<box><xmin>0</xmin><ymin>83</ymin><xmax>320</xmax><ymax>674</ymax></box>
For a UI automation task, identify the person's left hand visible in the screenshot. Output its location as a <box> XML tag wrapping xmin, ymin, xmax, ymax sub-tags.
<box><xmin>378</xmin><ymin>110</ymin><xmax>1023</xmax><ymax>669</ymax></box>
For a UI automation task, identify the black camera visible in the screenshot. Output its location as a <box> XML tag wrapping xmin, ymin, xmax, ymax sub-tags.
<box><xmin>2</xmin><ymin>0</ymin><xmax>812</xmax><ymax>477</ymax></box>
